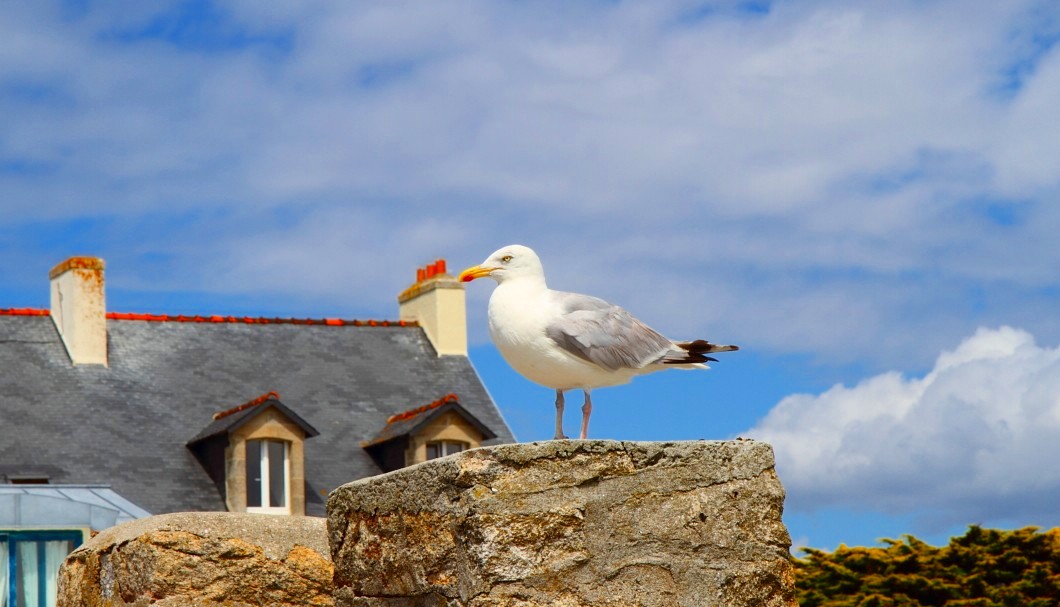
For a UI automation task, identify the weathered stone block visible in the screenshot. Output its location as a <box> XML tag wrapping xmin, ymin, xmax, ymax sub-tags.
<box><xmin>327</xmin><ymin>440</ymin><xmax>794</xmax><ymax>607</ymax></box>
<box><xmin>58</xmin><ymin>512</ymin><xmax>333</xmax><ymax>607</ymax></box>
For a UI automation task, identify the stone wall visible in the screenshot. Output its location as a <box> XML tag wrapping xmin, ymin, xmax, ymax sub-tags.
<box><xmin>59</xmin><ymin>440</ymin><xmax>795</xmax><ymax>607</ymax></box>
<box><xmin>58</xmin><ymin>512</ymin><xmax>333</xmax><ymax>607</ymax></box>
<box><xmin>327</xmin><ymin>440</ymin><xmax>794</xmax><ymax>607</ymax></box>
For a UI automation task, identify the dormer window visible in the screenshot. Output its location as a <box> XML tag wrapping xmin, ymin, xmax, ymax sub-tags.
<box><xmin>362</xmin><ymin>394</ymin><xmax>497</xmax><ymax>472</ymax></box>
<box><xmin>187</xmin><ymin>392</ymin><xmax>318</xmax><ymax>516</ymax></box>
<box><xmin>246</xmin><ymin>439</ymin><xmax>290</xmax><ymax>514</ymax></box>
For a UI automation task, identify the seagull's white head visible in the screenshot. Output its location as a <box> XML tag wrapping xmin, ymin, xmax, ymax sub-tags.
<box><xmin>459</xmin><ymin>244</ymin><xmax>545</xmax><ymax>285</ymax></box>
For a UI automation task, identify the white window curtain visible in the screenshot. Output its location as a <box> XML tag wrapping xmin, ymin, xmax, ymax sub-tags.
<box><xmin>8</xmin><ymin>539</ymin><xmax>73</xmax><ymax>607</ymax></box>
<box><xmin>17</xmin><ymin>541</ymin><xmax>38</xmax><ymax>607</ymax></box>
<box><xmin>1</xmin><ymin>541</ymin><xmax>8</xmax><ymax>607</ymax></box>
<box><xmin>44</xmin><ymin>541</ymin><xmax>70</xmax><ymax>607</ymax></box>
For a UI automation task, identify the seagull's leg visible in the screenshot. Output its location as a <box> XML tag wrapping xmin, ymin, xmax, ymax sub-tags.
<box><xmin>580</xmin><ymin>390</ymin><xmax>592</xmax><ymax>440</ymax></box>
<box><xmin>554</xmin><ymin>390</ymin><xmax>567</xmax><ymax>440</ymax></box>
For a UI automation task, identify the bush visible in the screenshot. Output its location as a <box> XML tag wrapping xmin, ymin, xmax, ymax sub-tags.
<box><xmin>794</xmin><ymin>526</ymin><xmax>1060</xmax><ymax>606</ymax></box>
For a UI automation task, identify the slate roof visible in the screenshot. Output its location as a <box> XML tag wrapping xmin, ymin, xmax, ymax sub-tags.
<box><xmin>0</xmin><ymin>313</ymin><xmax>515</xmax><ymax>518</ymax></box>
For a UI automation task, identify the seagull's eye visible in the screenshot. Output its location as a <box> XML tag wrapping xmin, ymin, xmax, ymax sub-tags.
<box><xmin>501</xmin><ymin>255</ymin><xmax>513</xmax><ymax>263</ymax></box>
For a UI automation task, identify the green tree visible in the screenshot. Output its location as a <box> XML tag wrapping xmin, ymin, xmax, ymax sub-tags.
<box><xmin>794</xmin><ymin>526</ymin><xmax>1060</xmax><ymax>607</ymax></box>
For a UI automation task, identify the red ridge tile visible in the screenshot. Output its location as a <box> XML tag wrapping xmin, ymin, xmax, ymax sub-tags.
<box><xmin>0</xmin><ymin>308</ymin><xmax>51</xmax><ymax>316</ymax></box>
<box><xmin>1</xmin><ymin>306</ymin><xmax>415</xmax><ymax>328</ymax></box>
<box><xmin>213</xmin><ymin>391</ymin><xmax>281</xmax><ymax>421</ymax></box>
<box><xmin>386</xmin><ymin>393</ymin><xmax>459</xmax><ymax>425</ymax></box>
<box><xmin>100</xmin><ymin>311</ymin><xmax>415</xmax><ymax>327</ymax></box>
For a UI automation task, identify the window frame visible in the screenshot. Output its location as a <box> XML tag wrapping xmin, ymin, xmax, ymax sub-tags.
<box><xmin>425</xmin><ymin>440</ymin><xmax>468</xmax><ymax>460</ymax></box>
<box><xmin>2</xmin><ymin>529</ymin><xmax>84</xmax><ymax>607</ymax></box>
<box><xmin>244</xmin><ymin>438</ymin><xmax>291</xmax><ymax>515</ymax></box>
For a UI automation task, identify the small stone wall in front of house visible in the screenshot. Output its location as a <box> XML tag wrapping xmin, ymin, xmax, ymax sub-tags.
<box><xmin>58</xmin><ymin>440</ymin><xmax>795</xmax><ymax>607</ymax></box>
<box><xmin>57</xmin><ymin>511</ymin><xmax>333</xmax><ymax>607</ymax></box>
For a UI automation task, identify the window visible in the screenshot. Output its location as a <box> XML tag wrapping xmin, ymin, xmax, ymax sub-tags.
<box><xmin>5</xmin><ymin>475</ymin><xmax>49</xmax><ymax>485</ymax></box>
<box><xmin>425</xmin><ymin>441</ymin><xmax>467</xmax><ymax>460</ymax></box>
<box><xmin>245</xmin><ymin>439</ymin><xmax>289</xmax><ymax>514</ymax></box>
<box><xmin>1</xmin><ymin>531</ymin><xmax>82</xmax><ymax>607</ymax></box>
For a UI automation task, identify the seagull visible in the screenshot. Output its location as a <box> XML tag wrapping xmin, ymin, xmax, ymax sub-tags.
<box><xmin>459</xmin><ymin>244</ymin><xmax>738</xmax><ymax>440</ymax></box>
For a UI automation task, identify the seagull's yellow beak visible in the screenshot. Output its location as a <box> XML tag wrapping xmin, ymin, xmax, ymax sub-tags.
<box><xmin>458</xmin><ymin>265</ymin><xmax>495</xmax><ymax>282</ymax></box>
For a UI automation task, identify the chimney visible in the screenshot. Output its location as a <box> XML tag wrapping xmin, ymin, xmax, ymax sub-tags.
<box><xmin>49</xmin><ymin>256</ymin><xmax>108</xmax><ymax>366</ymax></box>
<box><xmin>397</xmin><ymin>259</ymin><xmax>467</xmax><ymax>356</ymax></box>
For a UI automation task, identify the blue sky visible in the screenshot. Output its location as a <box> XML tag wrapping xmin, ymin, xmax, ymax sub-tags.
<box><xmin>2</xmin><ymin>1</ymin><xmax>1059</xmax><ymax>551</ymax></box>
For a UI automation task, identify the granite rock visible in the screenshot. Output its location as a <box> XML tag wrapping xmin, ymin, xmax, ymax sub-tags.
<box><xmin>327</xmin><ymin>439</ymin><xmax>794</xmax><ymax>607</ymax></box>
<box><xmin>58</xmin><ymin>511</ymin><xmax>333</xmax><ymax>607</ymax></box>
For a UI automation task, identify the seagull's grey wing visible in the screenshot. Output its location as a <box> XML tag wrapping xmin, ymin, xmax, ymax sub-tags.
<box><xmin>544</xmin><ymin>291</ymin><xmax>675</xmax><ymax>371</ymax></box>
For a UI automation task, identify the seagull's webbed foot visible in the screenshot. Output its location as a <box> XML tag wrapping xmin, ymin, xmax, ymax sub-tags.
<box><xmin>579</xmin><ymin>390</ymin><xmax>592</xmax><ymax>440</ymax></box>
<box><xmin>554</xmin><ymin>389</ymin><xmax>568</xmax><ymax>440</ymax></box>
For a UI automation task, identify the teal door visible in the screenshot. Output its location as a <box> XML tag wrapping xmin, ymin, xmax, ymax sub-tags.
<box><xmin>1</xmin><ymin>532</ymin><xmax>83</xmax><ymax>607</ymax></box>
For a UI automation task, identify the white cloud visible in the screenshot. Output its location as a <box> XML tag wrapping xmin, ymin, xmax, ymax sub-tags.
<box><xmin>1</xmin><ymin>1</ymin><xmax>1059</xmax><ymax>366</ymax></box>
<box><xmin>995</xmin><ymin>42</ymin><xmax>1060</xmax><ymax>194</ymax></box>
<box><xmin>747</xmin><ymin>326</ymin><xmax>1060</xmax><ymax>526</ymax></box>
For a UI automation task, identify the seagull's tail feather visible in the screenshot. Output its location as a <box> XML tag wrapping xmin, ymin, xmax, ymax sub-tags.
<box><xmin>660</xmin><ymin>339</ymin><xmax>740</xmax><ymax>365</ymax></box>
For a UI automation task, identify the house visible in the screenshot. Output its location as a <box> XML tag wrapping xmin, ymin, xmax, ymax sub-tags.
<box><xmin>0</xmin><ymin>256</ymin><xmax>515</xmax><ymax>607</ymax></box>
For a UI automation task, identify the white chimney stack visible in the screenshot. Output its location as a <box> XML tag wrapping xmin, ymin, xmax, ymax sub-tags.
<box><xmin>49</xmin><ymin>256</ymin><xmax>108</xmax><ymax>366</ymax></box>
<box><xmin>397</xmin><ymin>259</ymin><xmax>467</xmax><ymax>356</ymax></box>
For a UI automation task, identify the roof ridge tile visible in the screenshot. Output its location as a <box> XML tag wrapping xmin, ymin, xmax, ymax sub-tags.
<box><xmin>386</xmin><ymin>393</ymin><xmax>460</xmax><ymax>425</ymax></box>
<box><xmin>100</xmin><ymin>311</ymin><xmax>416</xmax><ymax>327</ymax></box>
<box><xmin>1</xmin><ymin>307</ymin><xmax>418</xmax><ymax>329</ymax></box>
<box><xmin>213</xmin><ymin>391</ymin><xmax>281</xmax><ymax>421</ymax></box>
<box><xmin>0</xmin><ymin>308</ymin><xmax>50</xmax><ymax>316</ymax></box>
